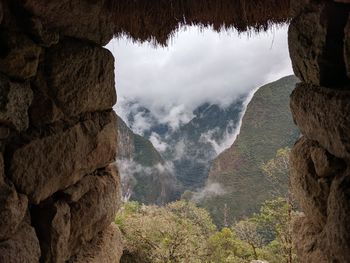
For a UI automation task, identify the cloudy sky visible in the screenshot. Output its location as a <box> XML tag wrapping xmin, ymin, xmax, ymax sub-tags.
<box><xmin>106</xmin><ymin>25</ymin><xmax>293</xmax><ymax>128</ymax></box>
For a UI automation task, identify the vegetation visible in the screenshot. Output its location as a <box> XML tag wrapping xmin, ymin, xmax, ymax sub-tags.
<box><xmin>116</xmin><ymin>115</ymin><xmax>178</xmax><ymax>204</ymax></box>
<box><xmin>201</xmin><ymin>76</ymin><xmax>299</xmax><ymax>227</ymax></box>
<box><xmin>116</xmin><ymin>200</ymin><xmax>299</xmax><ymax>263</ymax></box>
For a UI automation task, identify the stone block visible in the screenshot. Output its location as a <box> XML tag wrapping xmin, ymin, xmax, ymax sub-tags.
<box><xmin>289</xmin><ymin>2</ymin><xmax>349</xmax><ymax>86</ymax></box>
<box><xmin>68</xmin><ymin>166</ymin><xmax>121</xmax><ymax>256</ymax></box>
<box><xmin>0</xmin><ymin>30</ymin><xmax>41</xmax><ymax>80</ymax></box>
<box><xmin>10</xmin><ymin>111</ymin><xmax>117</xmax><ymax>204</ymax></box>
<box><xmin>290</xmin><ymin>137</ymin><xmax>340</xmax><ymax>228</ymax></box>
<box><xmin>0</xmin><ymin>74</ymin><xmax>33</xmax><ymax>132</ymax></box>
<box><xmin>70</xmin><ymin>223</ymin><xmax>123</xmax><ymax>263</ymax></box>
<box><xmin>30</xmin><ymin>39</ymin><xmax>116</xmax><ymax>125</ymax></box>
<box><xmin>34</xmin><ymin>166</ymin><xmax>121</xmax><ymax>262</ymax></box>
<box><xmin>325</xmin><ymin>171</ymin><xmax>350</xmax><ymax>263</ymax></box>
<box><xmin>293</xmin><ymin>215</ymin><xmax>328</xmax><ymax>263</ymax></box>
<box><xmin>33</xmin><ymin>200</ymin><xmax>71</xmax><ymax>263</ymax></box>
<box><xmin>0</xmin><ymin>222</ymin><xmax>41</xmax><ymax>263</ymax></box>
<box><xmin>290</xmin><ymin>83</ymin><xmax>350</xmax><ymax>159</ymax></box>
<box><xmin>0</xmin><ymin>182</ymin><xmax>28</xmax><ymax>241</ymax></box>
<box><xmin>21</xmin><ymin>0</ymin><xmax>114</xmax><ymax>45</ymax></box>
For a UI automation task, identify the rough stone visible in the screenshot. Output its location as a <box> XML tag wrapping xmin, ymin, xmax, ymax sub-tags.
<box><xmin>0</xmin><ymin>222</ymin><xmax>41</xmax><ymax>263</ymax></box>
<box><xmin>22</xmin><ymin>0</ymin><xmax>114</xmax><ymax>45</ymax></box>
<box><xmin>30</xmin><ymin>39</ymin><xmax>116</xmax><ymax>125</ymax></box>
<box><xmin>70</xmin><ymin>223</ymin><xmax>123</xmax><ymax>263</ymax></box>
<box><xmin>0</xmin><ymin>126</ymin><xmax>10</xmax><ymax>139</ymax></box>
<box><xmin>33</xmin><ymin>166</ymin><xmax>121</xmax><ymax>262</ymax></box>
<box><xmin>293</xmin><ymin>215</ymin><xmax>328</xmax><ymax>263</ymax></box>
<box><xmin>0</xmin><ymin>182</ymin><xmax>28</xmax><ymax>241</ymax></box>
<box><xmin>0</xmin><ymin>30</ymin><xmax>41</xmax><ymax>80</ymax></box>
<box><xmin>26</xmin><ymin>17</ymin><xmax>60</xmax><ymax>47</ymax></box>
<box><xmin>290</xmin><ymin>137</ymin><xmax>339</xmax><ymax>228</ymax></box>
<box><xmin>68</xmin><ymin>166</ymin><xmax>121</xmax><ymax>256</ymax></box>
<box><xmin>0</xmin><ymin>150</ymin><xmax>28</xmax><ymax>242</ymax></box>
<box><xmin>0</xmin><ymin>74</ymin><xmax>33</xmax><ymax>132</ymax></box>
<box><xmin>33</xmin><ymin>200</ymin><xmax>71</xmax><ymax>263</ymax></box>
<box><xmin>10</xmin><ymin>111</ymin><xmax>117</xmax><ymax>204</ymax></box>
<box><xmin>290</xmin><ymin>83</ymin><xmax>350</xmax><ymax>159</ymax></box>
<box><xmin>325</xmin><ymin>171</ymin><xmax>350</xmax><ymax>263</ymax></box>
<box><xmin>29</xmin><ymin>68</ymin><xmax>65</xmax><ymax>126</ymax></box>
<box><xmin>289</xmin><ymin>1</ymin><xmax>349</xmax><ymax>86</ymax></box>
<box><xmin>310</xmin><ymin>146</ymin><xmax>345</xmax><ymax>177</ymax></box>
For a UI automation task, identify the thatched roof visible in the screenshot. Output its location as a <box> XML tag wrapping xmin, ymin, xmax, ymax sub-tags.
<box><xmin>105</xmin><ymin>0</ymin><xmax>291</xmax><ymax>45</ymax></box>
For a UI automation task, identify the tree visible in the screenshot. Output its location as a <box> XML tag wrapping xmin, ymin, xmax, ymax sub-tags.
<box><xmin>116</xmin><ymin>201</ymin><xmax>216</xmax><ymax>263</ymax></box>
<box><xmin>253</xmin><ymin>198</ymin><xmax>298</xmax><ymax>263</ymax></box>
<box><xmin>262</xmin><ymin>147</ymin><xmax>290</xmax><ymax>197</ymax></box>
<box><xmin>233</xmin><ymin>220</ymin><xmax>263</xmax><ymax>260</ymax></box>
<box><xmin>260</xmin><ymin>148</ymin><xmax>298</xmax><ymax>263</ymax></box>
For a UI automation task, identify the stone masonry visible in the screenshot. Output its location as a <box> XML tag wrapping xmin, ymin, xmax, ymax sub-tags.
<box><xmin>289</xmin><ymin>0</ymin><xmax>350</xmax><ymax>262</ymax></box>
<box><xmin>0</xmin><ymin>0</ymin><xmax>350</xmax><ymax>262</ymax></box>
<box><xmin>0</xmin><ymin>0</ymin><xmax>122</xmax><ymax>262</ymax></box>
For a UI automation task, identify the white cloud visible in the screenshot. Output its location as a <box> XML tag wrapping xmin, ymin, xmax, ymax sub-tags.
<box><xmin>149</xmin><ymin>132</ymin><xmax>169</xmax><ymax>152</ymax></box>
<box><xmin>106</xmin><ymin>25</ymin><xmax>293</xmax><ymax>128</ymax></box>
<box><xmin>174</xmin><ymin>139</ymin><xmax>186</xmax><ymax>161</ymax></box>
<box><xmin>191</xmin><ymin>183</ymin><xmax>226</xmax><ymax>202</ymax></box>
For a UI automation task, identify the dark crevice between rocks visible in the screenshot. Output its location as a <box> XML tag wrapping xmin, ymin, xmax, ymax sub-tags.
<box><xmin>320</xmin><ymin>2</ymin><xmax>350</xmax><ymax>87</ymax></box>
<box><xmin>30</xmin><ymin>198</ymin><xmax>57</xmax><ymax>263</ymax></box>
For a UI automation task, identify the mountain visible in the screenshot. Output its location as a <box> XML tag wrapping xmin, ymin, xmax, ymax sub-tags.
<box><xmin>116</xmin><ymin>115</ymin><xmax>178</xmax><ymax>204</ymax></box>
<box><xmin>119</xmin><ymin>96</ymin><xmax>248</xmax><ymax>192</ymax></box>
<box><xmin>200</xmin><ymin>75</ymin><xmax>300</xmax><ymax>226</ymax></box>
<box><xmin>161</xmin><ymin>99</ymin><xmax>246</xmax><ymax>190</ymax></box>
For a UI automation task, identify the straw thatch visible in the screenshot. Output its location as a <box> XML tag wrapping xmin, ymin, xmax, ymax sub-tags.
<box><xmin>105</xmin><ymin>0</ymin><xmax>291</xmax><ymax>45</ymax></box>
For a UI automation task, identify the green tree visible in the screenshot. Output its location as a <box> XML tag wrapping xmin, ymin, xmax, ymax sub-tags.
<box><xmin>260</xmin><ymin>148</ymin><xmax>298</xmax><ymax>263</ymax></box>
<box><xmin>262</xmin><ymin>147</ymin><xmax>290</xmax><ymax>197</ymax></box>
<box><xmin>116</xmin><ymin>201</ymin><xmax>216</xmax><ymax>263</ymax></box>
<box><xmin>233</xmin><ymin>220</ymin><xmax>263</xmax><ymax>260</ymax></box>
<box><xmin>253</xmin><ymin>198</ymin><xmax>298</xmax><ymax>263</ymax></box>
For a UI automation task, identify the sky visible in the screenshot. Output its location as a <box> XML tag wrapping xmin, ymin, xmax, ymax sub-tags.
<box><xmin>106</xmin><ymin>25</ymin><xmax>293</xmax><ymax>132</ymax></box>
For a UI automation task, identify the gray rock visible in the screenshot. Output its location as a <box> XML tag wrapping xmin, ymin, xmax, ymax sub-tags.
<box><xmin>10</xmin><ymin>111</ymin><xmax>117</xmax><ymax>204</ymax></box>
<box><xmin>30</xmin><ymin>39</ymin><xmax>116</xmax><ymax>126</ymax></box>
<box><xmin>288</xmin><ymin>2</ymin><xmax>349</xmax><ymax>86</ymax></box>
<box><xmin>0</xmin><ymin>182</ymin><xmax>28</xmax><ymax>241</ymax></box>
<box><xmin>70</xmin><ymin>223</ymin><xmax>123</xmax><ymax>263</ymax></box>
<box><xmin>326</xmin><ymin>171</ymin><xmax>350</xmax><ymax>263</ymax></box>
<box><xmin>35</xmin><ymin>166</ymin><xmax>121</xmax><ymax>262</ymax></box>
<box><xmin>0</xmin><ymin>222</ymin><xmax>41</xmax><ymax>263</ymax></box>
<box><xmin>21</xmin><ymin>0</ymin><xmax>114</xmax><ymax>45</ymax></box>
<box><xmin>68</xmin><ymin>165</ymin><xmax>121</xmax><ymax>256</ymax></box>
<box><xmin>0</xmin><ymin>30</ymin><xmax>41</xmax><ymax>80</ymax></box>
<box><xmin>34</xmin><ymin>200</ymin><xmax>71</xmax><ymax>263</ymax></box>
<box><xmin>290</xmin><ymin>137</ymin><xmax>337</xmax><ymax>228</ymax></box>
<box><xmin>27</xmin><ymin>17</ymin><xmax>60</xmax><ymax>47</ymax></box>
<box><xmin>0</xmin><ymin>74</ymin><xmax>33</xmax><ymax>132</ymax></box>
<box><xmin>290</xmin><ymin>83</ymin><xmax>350</xmax><ymax>159</ymax></box>
<box><xmin>293</xmin><ymin>215</ymin><xmax>328</xmax><ymax>263</ymax></box>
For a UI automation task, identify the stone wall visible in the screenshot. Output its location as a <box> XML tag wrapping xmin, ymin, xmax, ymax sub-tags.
<box><xmin>1</xmin><ymin>0</ymin><xmax>350</xmax><ymax>262</ymax></box>
<box><xmin>0</xmin><ymin>0</ymin><xmax>122</xmax><ymax>262</ymax></box>
<box><xmin>289</xmin><ymin>0</ymin><xmax>350</xmax><ymax>262</ymax></box>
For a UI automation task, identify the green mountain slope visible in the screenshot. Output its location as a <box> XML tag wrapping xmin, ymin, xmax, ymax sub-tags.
<box><xmin>201</xmin><ymin>75</ymin><xmax>300</xmax><ymax>227</ymax></box>
<box><xmin>116</xmin><ymin>115</ymin><xmax>178</xmax><ymax>204</ymax></box>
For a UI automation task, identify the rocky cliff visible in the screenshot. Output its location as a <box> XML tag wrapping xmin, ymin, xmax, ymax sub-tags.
<box><xmin>201</xmin><ymin>75</ymin><xmax>300</xmax><ymax>226</ymax></box>
<box><xmin>116</xmin><ymin>115</ymin><xmax>178</xmax><ymax>204</ymax></box>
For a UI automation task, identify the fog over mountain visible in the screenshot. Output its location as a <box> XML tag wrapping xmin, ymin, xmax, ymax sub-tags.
<box><xmin>106</xmin><ymin>25</ymin><xmax>293</xmax><ymax>137</ymax></box>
